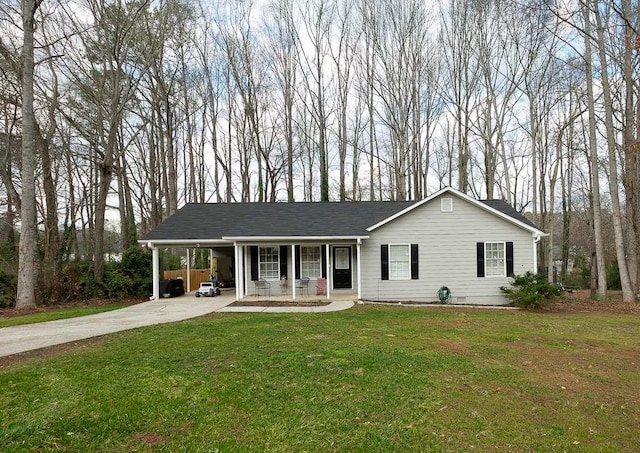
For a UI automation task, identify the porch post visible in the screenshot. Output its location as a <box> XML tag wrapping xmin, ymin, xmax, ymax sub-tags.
<box><xmin>152</xmin><ymin>245</ymin><xmax>160</xmax><ymax>300</ymax></box>
<box><xmin>239</xmin><ymin>245</ymin><xmax>249</xmax><ymax>299</ymax></box>
<box><xmin>356</xmin><ymin>238</ymin><xmax>362</xmax><ymax>300</ymax></box>
<box><xmin>326</xmin><ymin>243</ymin><xmax>331</xmax><ymax>299</ymax></box>
<box><xmin>234</xmin><ymin>242</ymin><xmax>240</xmax><ymax>301</ymax></box>
<box><xmin>239</xmin><ymin>246</ymin><xmax>245</xmax><ymax>299</ymax></box>
<box><xmin>292</xmin><ymin>244</ymin><xmax>297</xmax><ymax>300</ymax></box>
<box><xmin>186</xmin><ymin>248</ymin><xmax>191</xmax><ymax>292</ymax></box>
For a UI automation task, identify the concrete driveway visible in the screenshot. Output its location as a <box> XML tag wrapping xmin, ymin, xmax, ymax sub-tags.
<box><xmin>0</xmin><ymin>293</ymin><xmax>355</xmax><ymax>358</ymax></box>
<box><xmin>0</xmin><ymin>293</ymin><xmax>235</xmax><ymax>358</ymax></box>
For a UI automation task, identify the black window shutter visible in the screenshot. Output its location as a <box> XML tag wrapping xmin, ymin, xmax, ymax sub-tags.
<box><xmin>295</xmin><ymin>245</ymin><xmax>301</xmax><ymax>279</ymax></box>
<box><xmin>250</xmin><ymin>246</ymin><xmax>259</xmax><ymax>281</ymax></box>
<box><xmin>279</xmin><ymin>245</ymin><xmax>288</xmax><ymax>279</ymax></box>
<box><xmin>321</xmin><ymin>245</ymin><xmax>327</xmax><ymax>278</ymax></box>
<box><xmin>411</xmin><ymin>244</ymin><xmax>419</xmax><ymax>280</ymax></box>
<box><xmin>476</xmin><ymin>242</ymin><xmax>485</xmax><ymax>277</ymax></box>
<box><xmin>381</xmin><ymin>244</ymin><xmax>389</xmax><ymax>280</ymax></box>
<box><xmin>506</xmin><ymin>242</ymin><xmax>514</xmax><ymax>277</ymax></box>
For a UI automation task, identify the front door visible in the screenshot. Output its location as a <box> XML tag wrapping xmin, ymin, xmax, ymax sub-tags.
<box><xmin>333</xmin><ymin>246</ymin><xmax>352</xmax><ymax>289</ymax></box>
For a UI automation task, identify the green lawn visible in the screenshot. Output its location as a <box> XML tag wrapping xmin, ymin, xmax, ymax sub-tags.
<box><xmin>0</xmin><ymin>304</ymin><xmax>132</xmax><ymax>328</ymax></box>
<box><xmin>1</xmin><ymin>305</ymin><xmax>638</xmax><ymax>452</ymax></box>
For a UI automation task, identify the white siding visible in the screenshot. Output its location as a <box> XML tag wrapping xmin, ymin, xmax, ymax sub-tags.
<box><xmin>361</xmin><ymin>194</ymin><xmax>536</xmax><ymax>305</ymax></box>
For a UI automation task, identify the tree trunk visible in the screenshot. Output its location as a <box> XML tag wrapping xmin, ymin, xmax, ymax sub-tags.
<box><xmin>583</xmin><ymin>3</ymin><xmax>607</xmax><ymax>299</ymax></box>
<box><xmin>622</xmin><ymin>0</ymin><xmax>640</xmax><ymax>297</ymax></box>
<box><xmin>593</xmin><ymin>1</ymin><xmax>634</xmax><ymax>302</ymax></box>
<box><xmin>16</xmin><ymin>0</ymin><xmax>38</xmax><ymax>309</ymax></box>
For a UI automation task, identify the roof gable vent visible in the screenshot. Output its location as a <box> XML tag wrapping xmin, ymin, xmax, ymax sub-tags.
<box><xmin>441</xmin><ymin>197</ymin><xmax>453</xmax><ymax>212</ymax></box>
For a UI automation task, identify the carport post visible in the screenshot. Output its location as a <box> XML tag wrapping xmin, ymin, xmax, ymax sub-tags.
<box><xmin>151</xmin><ymin>245</ymin><xmax>160</xmax><ymax>300</ymax></box>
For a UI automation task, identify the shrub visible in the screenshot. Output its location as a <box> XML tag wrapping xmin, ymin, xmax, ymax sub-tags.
<box><xmin>500</xmin><ymin>272</ymin><xmax>563</xmax><ymax>310</ymax></box>
<box><xmin>103</xmin><ymin>246</ymin><xmax>153</xmax><ymax>298</ymax></box>
<box><xmin>606</xmin><ymin>260</ymin><xmax>621</xmax><ymax>290</ymax></box>
<box><xmin>0</xmin><ymin>269</ymin><xmax>17</xmax><ymax>308</ymax></box>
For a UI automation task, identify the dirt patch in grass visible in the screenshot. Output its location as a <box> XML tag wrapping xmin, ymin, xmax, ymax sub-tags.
<box><xmin>129</xmin><ymin>432</ymin><xmax>168</xmax><ymax>448</ymax></box>
<box><xmin>0</xmin><ymin>335</ymin><xmax>112</xmax><ymax>367</ymax></box>
<box><xmin>544</xmin><ymin>290</ymin><xmax>640</xmax><ymax>314</ymax></box>
<box><xmin>432</xmin><ymin>339</ymin><xmax>471</xmax><ymax>354</ymax></box>
<box><xmin>228</xmin><ymin>300</ymin><xmax>331</xmax><ymax>307</ymax></box>
<box><xmin>511</xmin><ymin>339</ymin><xmax>640</xmax><ymax>400</ymax></box>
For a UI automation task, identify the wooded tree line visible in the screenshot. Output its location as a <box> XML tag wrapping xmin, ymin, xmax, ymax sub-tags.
<box><xmin>1</xmin><ymin>0</ymin><xmax>639</xmax><ymax>307</ymax></box>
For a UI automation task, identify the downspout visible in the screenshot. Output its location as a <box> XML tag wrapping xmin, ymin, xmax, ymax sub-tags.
<box><xmin>533</xmin><ymin>234</ymin><xmax>542</xmax><ymax>273</ymax></box>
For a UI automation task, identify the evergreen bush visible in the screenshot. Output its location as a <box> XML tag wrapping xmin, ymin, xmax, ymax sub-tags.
<box><xmin>606</xmin><ymin>260</ymin><xmax>621</xmax><ymax>290</ymax></box>
<box><xmin>500</xmin><ymin>272</ymin><xmax>563</xmax><ymax>309</ymax></box>
<box><xmin>104</xmin><ymin>246</ymin><xmax>153</xmax><ymax>297</ymax></box>
<box><xmin>0</xmin><ymin>269</ymin><xmax>17</xmax><ymax>308</ymax></box>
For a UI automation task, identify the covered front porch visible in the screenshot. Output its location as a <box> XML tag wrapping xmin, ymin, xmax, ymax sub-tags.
<box><xmin>231</xmin><ymin>238</ymin><xmax>364</xmax><ymax>302</ymax></box>
<box><xmin>146</xmin><ymin>236</ymin><xmax>366</xmax><ymax>302</ymax></box>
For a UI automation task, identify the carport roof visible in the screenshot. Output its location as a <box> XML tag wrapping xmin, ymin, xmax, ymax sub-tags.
<box><xmin>141</xmin><ymin>195</ymin><xmax>539</xmax><ymax>243</ymax></box>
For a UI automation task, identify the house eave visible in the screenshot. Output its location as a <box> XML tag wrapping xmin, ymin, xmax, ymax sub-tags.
<box><xmin>139</xmin><ymin>238</ymin><xmax>231</xmax><ymax>247</ymax></box>
<box><xmin>222</xmin><ymin>235</ymin><xmax>369</xmax><ymax>243</ymax></box>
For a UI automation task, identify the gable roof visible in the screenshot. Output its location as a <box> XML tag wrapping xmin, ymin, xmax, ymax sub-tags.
<box><xmin>367</xmin><ymin>187</ymin><xmax>545</xmax><ymax>235</ymax></box>
<box><xmin>141</xmin><ymin>188</ymin><xmax>545</xmax><ymax>245</ymax></box>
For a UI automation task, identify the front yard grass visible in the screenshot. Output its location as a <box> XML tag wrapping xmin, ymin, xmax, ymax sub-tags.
<box><xmin>0</xmin><ymin>304</ymin><xmax>134</xmax><ymax>328</ymax></box>
<box><xmin>1</xmin><ymin>305</ymin><xmax>638</xmax><ymax>451</ymax></box>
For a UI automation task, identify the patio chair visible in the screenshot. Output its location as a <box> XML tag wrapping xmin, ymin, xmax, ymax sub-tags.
<box><xmin>296</xmin><ymin>277</ymin><xmax>310</xmax><ymax>296</ymax></box>
<box><xmin>255</xmin><ymin>279</ymin><xmax>271</xmax><ymax>296</ymax></box>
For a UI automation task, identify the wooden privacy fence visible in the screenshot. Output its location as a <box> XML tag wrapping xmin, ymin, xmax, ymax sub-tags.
<box><xmin>163</xmin><ymin>269</ymin><xmax>211</xmax><ymax>292</ymax></box>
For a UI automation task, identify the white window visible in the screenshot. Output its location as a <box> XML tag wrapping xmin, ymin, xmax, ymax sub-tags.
<box><xmin>301</xmin><ymin>246</ymin><xmax>321</xmax><ymax>278</ymax></box>
<box><xmin>259</xmin><ymin>246</ymin><xmax>279</xmax><ymax>280</ymax></box>
<box><xmin>485</xmin><ymin>242</ymin><xmax>505</xmax><ymax>277</ymax></box>
<box><xmin>389</xmin><ymin>244</ymin><xmax>410</xmax><ymax>280</ymax></box>
<box><xmin>441</xmin><ymin>197</ymin><xmax>453</xmax><ymax>212</ymax></box>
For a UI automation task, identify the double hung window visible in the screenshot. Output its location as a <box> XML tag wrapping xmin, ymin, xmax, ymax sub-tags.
<box><xmin>300</xmin><ymin>246</ymin><xmax>321</xmax><ymax>278</ymax></box>
<box><xmin>259</xmin><ymin>246</ymin><xmax>279</xmax><ymax>280</ymax></box>
<box><xmin>484</xmin><ymin>242</ymin><xmax>505</xmax><ymax>277</ymax></box>
<box><xmin>389</xmin><ymin>244</ymin><xmax>411</xmax><ymax>280</ymax></box>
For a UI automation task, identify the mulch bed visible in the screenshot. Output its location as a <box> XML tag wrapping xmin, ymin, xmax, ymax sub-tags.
<box><xmin>227</xmin><ymin>300</ymin><xmax>331</xmax><ymax>308</ymax></box>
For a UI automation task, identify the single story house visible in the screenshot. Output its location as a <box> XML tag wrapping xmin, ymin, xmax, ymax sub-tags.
<box><xmin>140</xmin><ymin>187</ymin><xmax>546</xmax><ymax>305</ymax></box>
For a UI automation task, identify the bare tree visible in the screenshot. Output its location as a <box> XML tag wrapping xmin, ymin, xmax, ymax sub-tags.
<box><xmin>267</xmin><ymin>0</ymin><xmax>299</xmax><ymax>202</ymax></box>
<box><xmin>591</xmin><ymin>0</ymin><xmax>634</xmax><ymax>301</ymax></box>
<box><xmin>439</xmin><ymin>0</ymin><xmax>477</xmax><ymax>194</ymax></box>
<box><xmin>63</xmin><ymin>0</ymin><xmax>151</xmax><ymax>285</ymax></box>
<box><xmin>298</xmin><ymin>0</ymin><xmax>333</xmax><ymax>201</ymax></box>
<box><xmin>15</xmin><ymin>0</ymin><xmax>42</xmax><ymax>309</ymax></box>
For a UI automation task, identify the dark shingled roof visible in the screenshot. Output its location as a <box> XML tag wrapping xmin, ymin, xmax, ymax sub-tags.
<box><xmin>141</xmin><ymin>198</ymin><xmax>541</xmax><ymax>242</ymax></box>
<box><xmin>142</xmin><ymin>201</ymin><xmax>415</xmax><ymax>241</ymax></box>
<box><xmin>479</xmin><ymin>199</ymin><xmax>539</xmax><ymax>229</ymax></box>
